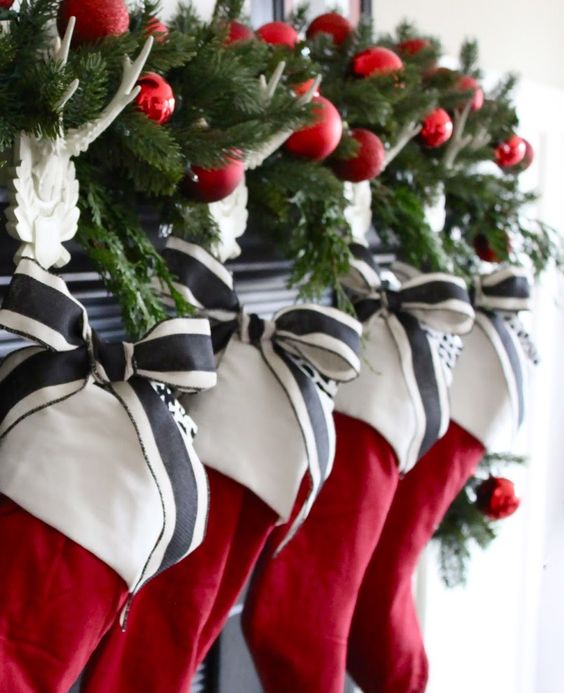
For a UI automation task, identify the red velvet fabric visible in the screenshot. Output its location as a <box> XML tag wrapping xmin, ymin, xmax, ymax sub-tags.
<box><xmin>82</xmin><ymin>469</ymin><xmax>277</xmax><ymax>692</ymax></box>
<box><xmin>347</xmin><ymin>422</ymin><xmax>485</xmax><ymax>693</ymax></box>
<box><xmin>0</xmin><ymin>497</ymin><xmax>128</xmax><ymax>693</ymax></box>
<box><xmin>242</xmin><ymin>413</ymin><xmax>400</xmax><ymax>693</ymax></box>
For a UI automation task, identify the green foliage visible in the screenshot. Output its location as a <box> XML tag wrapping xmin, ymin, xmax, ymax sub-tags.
<box><xmin>247</xmin><ymin>153</ymin><xmax>353</xmax><ymax>307</ymax></box>
<box><xmin>371</xmin><ymin>179</ymin><xmax>452</xmax><ymax>272</ymax></box>
<box><xmin>434</xmin><ymin>452</ymin><xmax>526</xmax><ymax>587</ymax></box>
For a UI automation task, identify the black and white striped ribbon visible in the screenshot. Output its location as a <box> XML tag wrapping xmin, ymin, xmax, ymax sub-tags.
<box><xmin>472</xmin><ymin>266</ymin><xmax>537</xmax><ymax>426</ymax></box>
<box><xmin>343</xmin><ymin>243</ymin><xmax>475</xmax><ymax>461</ymax></box>
<box><xmin>162</xmin><ymin>238</ymin><xmax>362</xmax><ymax>549</ymax></box>
<box><xmin>0</xmin><ymin>257</ymin><xmax>217</xmax><ymax>592</ymax></box>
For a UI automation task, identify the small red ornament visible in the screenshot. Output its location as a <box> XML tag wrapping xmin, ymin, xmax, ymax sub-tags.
<box><xmin>256</xmin><ymin>21</ymin><xmax>299</xmax><ymax>48</ymax></box>
<box><xmin>184</xmin><ymin>157</ymin><xmax>245</xmax><ymax>203</ymax></box>
<box><xmin>146</xmin><ymin>17</ymin><xmax>169</xmax><ymax>43</ymax></box>
<box><xmin>331</xmin><ymin>129</ymin><xmax>385</xmax><ymax>182</ymax></box>
<box><xmin>456</xmin><ymin>75</ymin><xmax>484</xmax><ymax>111</ymax></box>
<box><xmin>135</xmin><ymin>73</ymin><xmax>176</xmax><ymax>125</ymax></box>
<box><xmin>495</xmin><ymin>134</ymin><xmax>527</xmax><ymax>169</ymax></box>
<box><xmin>473</xmin><ymin>233</ymin><xmax>510</xmax><ymax>263</ymax></box>
<box><xmin>223</xmin><ymin>20</ymin><xmax>254</xmax><ymax>45</ymax></box>
<box><xmin>419</xmin><ymin>108</ymin><xmax>453</xmax><ymax>148</ymax></box>
<box><xmin>284</xmin><ymin>95</ymin><xmax>343</xmax><ymax>161</ymax></box>
<box><xmin>352</xmin><ymin>46</ymin><xmax>404</xmax><ymax>78</ymax></box>
<box><xmin>306</xmin><ymin>12</ymin><xmax>353</xmax><ymax>46</ymax></box>
<box><xmin>476</xmin><ymin>476</ymin><xmax>520</xmax><ymax>520</ymax></box>
<box><xmin>292</xmin><ymin>78</ymin><xmax>321</xmax><ymax>97</ymax></box>
<box><xmin>0</xmin><ymin>0</ymin><xmax>15</xmax><ymax>8</ymax></box>
<box><xmin>397</xmin><ymin>38</ymin><xmax>430</xmax><ymax>55</ymax></box>
<box><xmin>57</xmin><ymin>0</ymin><xmax>130</xmax><ymax>44</ymax></box>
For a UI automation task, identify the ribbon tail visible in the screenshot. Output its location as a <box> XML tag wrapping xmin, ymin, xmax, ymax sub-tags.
<box><xmin>110</xmin><ymin>379</ymin><xmax>209</xmax><ymax>592</ymax></box>
<box><xmin>259</xmin><ymin>341</ymin><xmax>335</xmax><ymax>552</ymax></box>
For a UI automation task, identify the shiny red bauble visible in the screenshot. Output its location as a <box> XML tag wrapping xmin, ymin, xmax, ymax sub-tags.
<box><xmin>456</xmin><ymin>75</ymin><xmax>484</xmax><ymax>111</ymax></box>
<box><xmin>184</xmin><ymin>157</ymin><xmax>245</xmax><ymax>203</ymax></box>
<box><xmin>256</xmin><ymin>21</ymin><xmax>299</xmax><ymax>48</ymax></box>
<box><xmin>284</xmin><ymin>95</ymin><xmax>343</xmax><ymax>161</ymax></box>
<box><xmin>135</xmin><ymin>73</ymin><xmax>176</xmax><ymax>125</ymax></box>
<box><xmin>292</xmin><ymin>78</ymin><xmax>320</xmax><ymax>97</ymax></box>
<box><xmin>145</xmin><ymin>17</ymin><xmax>169</xmax><ymax>42</ymax></box>
<box><xmin>0</xmin><ymin>0</ymin><xmax>15</xmax><ymax>8</ymax></box>
<box><xmin>473</xmin><ymin>233</ymin><xmax>510</xmax><ymax>263</ymax></box>
<box><xmin>331</xmin><ymin>129</ymin><xmax>385</xmax><ymax>182</ymax></box>
<box><xmin>495</xmin><ymin>134</ymin><xmax>527</xmax><ymax>169</ymax></box>
<box><xmin>476</xmin><ymin>476</ymin><xmax>520</xmax><ymax>520</ymax></box>
<box><xmin>223</xmin><ymin>20</ymin><xmax>254</xmax><ymax>45</ymax></box>
<box><xmin>397</xmin><ymin>37</ymin><xmax>430</xmax><ymax>55</ymax></box>
<box><xmin>419</xmin><ymin>108</ymin><xmax>453</xmax><ymax>148</ymax></box>
<box><xmin>352</xmin><ymin>46</ymin><xmax>404</xmax><ymax>78</ymax></box>
<box><xmin>306</xmin><ymin>12</ymin><xmax>353</xmax><ymax>46</ymax></box>
<box><xmin>57</xmin><ymin>0</ymin><xmax>129</xmax><ymax>44</ymax></box>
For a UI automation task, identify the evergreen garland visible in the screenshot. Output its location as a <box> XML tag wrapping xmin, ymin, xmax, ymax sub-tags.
<box><xmin>434</xmin><ymin>452</ymin><xmax>526</xmax><ymax>587</ymax></box>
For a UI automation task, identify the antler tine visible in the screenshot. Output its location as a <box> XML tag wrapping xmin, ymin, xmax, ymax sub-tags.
<box><xmin>53</xmin><ymin>16</ymin><xmax>76</xmax><ymax>66</ymax></box>
<box><xmin>296</xmin><ymin>74</ymin><xmax>322</xmax><ymax>106</ymax></box>
<box><xmin>382</xmin><ymin>120</ymin><xmax>422</xmax><ymax>170</ymax></box>
<box><xmin>65</xmin><ymin>37</ymin><xmax>153</xmax><ymax>156</ymax></box>
<box><xmin>56</xmin><ymin>78</ymin><xmax>79</xmax><ymax>111</ymax></box>
<box><xmin>442</xmin><ymin>99</ymin><xmax>473</xmax><ymax>169</ymax></box>
<box><xmin>258</xmin><ymin>61</ymin><xmax>286</xmax><ymax>105</ymax></box>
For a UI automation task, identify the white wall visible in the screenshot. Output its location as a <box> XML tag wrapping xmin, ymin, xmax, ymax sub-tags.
<box><xmin>372</xmin><ymin>0</ymin><xmax>564</xmax><ymax>90</ymax></box>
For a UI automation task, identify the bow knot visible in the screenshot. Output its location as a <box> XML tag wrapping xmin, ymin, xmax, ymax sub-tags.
<box><xmin>0</xmin><ymin>258</ymin><xmax>217</xmax><ymax>398</ymax></box>
<box><xmin>342</xmin><ymin>245</ymin><xmax>474</xmax><ymax>336</ymax></box>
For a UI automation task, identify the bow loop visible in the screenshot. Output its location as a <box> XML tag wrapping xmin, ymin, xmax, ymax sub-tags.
<box><xmin>473</xmin><ymin>266</ymin><xmax>532</xmax><ymax>313</ymax></box>
<box><xmin>272</xmin><ymin>305</ymin><xmax>362</xmax><ymax>383</ymax></box>
<box><xmin>0</xmin><ymin>257</ymin><xmax>87</xmax><ymax>352</ymax></box>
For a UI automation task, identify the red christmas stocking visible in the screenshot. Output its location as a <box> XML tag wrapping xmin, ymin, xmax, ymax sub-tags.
<box><xmin>82</xmin><ymin>469</ymin><xmax>276</xmax><ymax>693</ymax></box>
<box><xmin>0</xmin><ymin>260</ymin><xmax>216</xmax><ymax>692</ymax></box>
<box><xmin>83</xmin><ymin>239</ymin><xmax>361</xmax><ymax>691</ymax></box>
<box><xmin>347</xmin><ymin>422</ymin><xmax>484</xmax><ymax>693</ymax></box>
<box><xmin>242</xmin><ymin>412</ymin><xmax>399</xmax><ymax>693</ymax></box>
<box><xmin>0</xmin><ymin>497</ymin><xmax>128</xmax><ymax>693</ymax></box>
<box><xmin>242</xmin><ymin>247</ymin><xmax>473</xmax><ymax>692</ymax></box>
<box><xmin>347</xmin><ymin>267</ymin><xmax>535</xmax><ymax>693</ymax></box>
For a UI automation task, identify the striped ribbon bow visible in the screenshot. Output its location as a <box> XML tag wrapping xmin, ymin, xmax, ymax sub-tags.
<box><xmin>472</xmin><ymin>266</ymin><xmax>538</xmax><ymax>426</ymax></box>
<box><xmin>162</xmin><ymin>237</ymin><xmax>362</xmax><ymax>549</ymax></box>
<box><xmin>0</xmin><ymin>257</ymin><xmax>217</xmax><ymax>592</ymax></box>
<box><xmin>342</xmin><ymin>244</ymin><xmax>475</xmax><ymax>465</ymax></box>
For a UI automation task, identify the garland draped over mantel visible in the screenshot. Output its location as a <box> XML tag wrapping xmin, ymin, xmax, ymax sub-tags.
<box><xmin>0</xmin><ymin>0</ymin><xmax>561</xmax><ymax>585</ymax></box>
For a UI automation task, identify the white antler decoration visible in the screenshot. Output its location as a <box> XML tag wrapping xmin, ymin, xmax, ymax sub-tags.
<box><xmin>245</xmin><ymin>63</ymin><xmax>321</xmax><ymax>170</ymax></box>
<box><xmin>210</xmin><ymin>64</ymin><xmax>321</xmax><ymax>263</ymax></box>
<box><xmin>5</xmin><ymin>19</ymin><xmax>153</xmax><ymax>269</ymax></box>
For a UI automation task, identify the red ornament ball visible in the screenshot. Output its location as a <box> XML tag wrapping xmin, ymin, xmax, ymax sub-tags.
<box><xmin>0</xmin><ymin>1</ymin><xmax>15</xmax><ymax>8</ymax></box>
<box><xmin>495</xmin><ymin>134</ymin><xmax>527</xmax><ymax>169</ymax></box>
<box><xmin>476</xmin><ymin>476</ymin><xmax>520</xmax><ymax>520</ymax></box>
<box><xmin>306</xmin><ymin>12</ymin><xmax>353</xmax><ymax>46</ymax></box>
<box><xmin>352</xmin><ymin>46</ymin><xmax>404</xmax><ymax>78</ymax></box>
<box><xmin>331</xmin><ymin>129</ymin><xmax>385</xmax><ymax>182</ymax></box>
<box><xmin>473</xmin><ymin>233</ymin><xmax>511</xmax><ymax>263</ymax></box>
<box><xmin>135</xmin><ymin>73</ymin><xmax>176</xmax><ymax>125</ymax></box>
<box><xmin>419</xmin><ymin>108</ymin><xmax>453</xmax><ymax>148</ymax></box>
<box><xmin>146</xmin><ymin>17</ymin><xmax>169</xmax><ymax>43</ymax></box>
<box><xmin>397</xmin><ymin>37</ymin><xmax>430</xmax><ymax>55</ymax></box>
<box><xmin>284</xmin><ymin>95</ymin><xmax>343</xmax><ymax>161</ymax></box>
<box><xmin>292</xmin><ymin>78</ymin><xmax>320</xmax><ymax>97</ymax></box>
<box><xmin>58</xmin><ymin>0</ymin><xmax>130</xmax><ymax>44</ymax></box>
<box><xmin>456</xmin><ymin>75</ymin><xmax>484</xmax><ymax>111</ymax></box>
<box><xmin>223</xmin><ymin>20</ymin><xmax>254</xmax><ymax>45</ymax></box>
<box><xmin>184</xmin><ymin>157</ymin><xmax>245</xmax><ymax>203</ymax></box>
<box><xmin>256</xmin><ymin>21</ymin><xmax>299</xmax><ymax>48</ymax></box>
